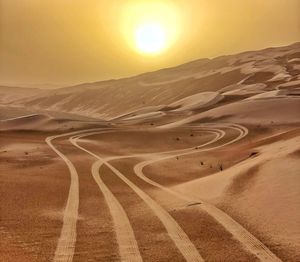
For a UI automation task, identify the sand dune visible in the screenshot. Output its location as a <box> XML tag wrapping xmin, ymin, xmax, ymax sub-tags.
<box><xmin>1</xmin><ymin>42</ymin><xmax>299</xmax><ymax>120</ymax></box>
<box><xmin>172</xmin><ymin>130</ymin><xmax>300</xmax><ymax>259</ymax></box>
<box><xmin>246</xmin><ymin>89</ymin><xmax>300</xmax><ymax>100</ymax></box>
<box><xmin>0</xmin><ymin>114</ymin><xmax>107</xmax><ymax>132</ymax></box>
<box><xmin>122</xmin><ymin>111</ymin><xmax>165</xmax><ymax>121</ymax></box>
<box><xmin>1</xmin><ymin>43</ymin><xmax>299</xmax><ymax>261</ymax></box>
<box><xmin>168</xmin><ymin>92</ymin><xmax>224</xmax><ymax>111</ymax></box>
<box><xmin>160</xmin><ymin>97</ymin><xmax>300</xmax><ymax>128</ymax></box>
<box><xmin>0</xmin><ymin>114</ymin><xmax>54</xmax><ymax>131</ymax></box>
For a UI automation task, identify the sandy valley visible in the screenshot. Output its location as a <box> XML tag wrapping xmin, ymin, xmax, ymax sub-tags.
<box><xmin>1</xmin><ymin>43</ymin><xmax>300</xmax><ymax>261</ymax></box>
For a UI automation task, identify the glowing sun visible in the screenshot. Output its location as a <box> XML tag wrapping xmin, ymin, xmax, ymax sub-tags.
<box><xmin>135</xmin><ymin>22</ymin><xmax>167</xmax><ymax>54</ymax></box>
<box><xmin>121</xmin><ymin>1</ymin><xmax>181</xmax><ymax>56</ymax></box>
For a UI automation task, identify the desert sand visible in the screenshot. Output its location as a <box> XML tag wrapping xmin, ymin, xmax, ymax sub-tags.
<box><xmin>0</xmin><ymin>43</ymin><xmax>299</xmax><ymax>261</ymax></box>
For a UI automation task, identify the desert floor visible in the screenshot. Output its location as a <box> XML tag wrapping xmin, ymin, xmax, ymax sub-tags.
<box><xmin>1</xmin><ymin>122</ymin><xmax>299</xmax><ymax>262</ymax></box>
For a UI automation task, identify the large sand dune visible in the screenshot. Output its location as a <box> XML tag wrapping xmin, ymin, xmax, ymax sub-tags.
<box><xmin>1</xmin><ymin>42</ymin><xmax>299</xmax><ymax>120</ymax></box>
<box><xmin>0</xmin><ymin>114</ymin><xmax>107</xmax><ymax>131</ymax></box>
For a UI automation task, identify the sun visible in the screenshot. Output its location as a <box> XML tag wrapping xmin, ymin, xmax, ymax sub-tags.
<box><xmin>121</xmin><ymin>1</ymin><xmax>181</xmax><ymax>56</ymax></box>
<box><xmin>135</xmin><ymin>22</ymin><xmax>167</xmax><ymax>54</ymax></box>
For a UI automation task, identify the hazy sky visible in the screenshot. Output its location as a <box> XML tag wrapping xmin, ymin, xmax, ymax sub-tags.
<box><xmin>1</xmin><ymin>0</ymin><xmax>300</xmax><ymax>88</ymax></box>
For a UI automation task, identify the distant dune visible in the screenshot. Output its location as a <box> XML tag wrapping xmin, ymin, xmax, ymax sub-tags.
<box><xmin>1</xmin><ymin>42</ymin><xmax>299</xmax><ymax>122</ymax></box>
<box><xmin>0</xmin><ymin>113</ymin><xmax>107</xmax><ymax>131</ymax></box>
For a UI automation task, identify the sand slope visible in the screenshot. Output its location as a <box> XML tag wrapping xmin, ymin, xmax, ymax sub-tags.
<box><xmin>0</xmin><ymin>114</ymin><xmax>107</xmax><ymax>131</ymax></box>
<box><xmin>1</xmin><ymin>42</ymin><xmax>299</xmax><ymax>120</ymax></box>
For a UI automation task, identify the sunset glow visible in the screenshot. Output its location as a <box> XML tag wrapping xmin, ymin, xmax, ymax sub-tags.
<box><xmin>135</xmin><ymin>22</ymin><xmax>167</xmax><ymax>54</ymax></box>
<box><xmin>121</xmin><ymin>1</ymin><xmax>181</xmax><ymax>56</ymax></box>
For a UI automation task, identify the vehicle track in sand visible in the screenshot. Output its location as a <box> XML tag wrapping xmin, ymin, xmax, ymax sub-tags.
<box><xmin>46</xmin><ymin>128</ymin><xmax>110</xmax><ymax>262</ymax></box>
<box><xmin>77</xmin><ymin>124</ymin><xmax>282</xmax><ymax>261</ymax></box>
<box><xmin>47</xmin><ymin>127</ymin><xmax>209</xmax><ymax>262</ymax></box>
<box><xmin>70</xmin><ymin>131</ymin><xmax>142</xmax><ymax>262</ymax></box>
<box><xmin>71</xmin><ymin>134</ymin><xmax>206</xmax><ymax>262</ymax></box>
<box><xmin>90</xmin><ymin>160</ymin><xmax>142</xmax><ymax>262</ymax></box>
<box><xmin>133</xmin><ymin>124</ymin><xmax>282</xmax><ymax>262</ymax></box>
<box><xmin>46</xmin><ymin>132</ymin><xmax>81</xmax><ymax>262</ymax></box>
<box><xmin>47</xmin><ymin>123</ymin><xmax>282</xmax><ymax>261</ymax></box>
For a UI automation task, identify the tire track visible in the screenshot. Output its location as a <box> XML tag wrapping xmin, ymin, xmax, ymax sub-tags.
<box><xmin>133</xmin><ymin>124</ymin><xmax>282</xmax><ymax>262</ymax></box>
<box><xmin>46</xmin><ymin>134</ymin><xmax>80</xmax><ymax>262</ymax></box>
<box><xmin>90</xmin><ymin>161</ymin><xmax>143</xmax><ymax>262</ymax></box>
<box><xmin>134</xmin><ymin>124</ymin><xmax>246</xmax><ymax>200</ymax></box>
<box><xmin>71</xmin><ymin>135</ymin><xmax>205</xmax><ymax>262</ymax></box>
<box><xmin>48</xmin><ymin>124</ymin><xmax>282</xmax><ymax>261</ymax></box>
<box><xmin>68</xmin><ymin>132</ymin><xmax>143</xmax><ymax>262</ymax></box>
<box><xmin>74</xmin><ymin>124</ymin><xmax>281</xmax><ymax>261</ymax></box>
<box><xmin>46</xmin><ymin>128</ymin><xmax>107</xmax><ymax>262</ymax></box>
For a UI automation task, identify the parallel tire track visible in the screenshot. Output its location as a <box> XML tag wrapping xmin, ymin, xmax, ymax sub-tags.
<box><xmin>71</xmin><ymin>135</ymin><xmax>204</xmax><ymax>262</ymax></box>
<box><xmin>90</xmin><ymin>161</ymin><xmax>142</xmax><ymax>262</ymax></box>
<box><xmin>46</xmin><ymin>128</ymin><xmax>107</xmax><ymax>262</ymax></box>
<box><xmin>46</xmin><ymin>134</ymin><xmax>80</xmax><ymax>262</ymax></box>
<box><xmin>133</xmin><ymin>124</ymin><xmax>282</xmax><ymax>262</ymax></box>
<box><xmin>74</xmin><ymin>124</ymin><xmax>281</xmax><ymax>261</ymax></box>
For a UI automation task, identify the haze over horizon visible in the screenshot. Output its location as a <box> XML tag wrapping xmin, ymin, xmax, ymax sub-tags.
<box><xmin>1</xmin><ymin>0</ymin><xmax>300</xmax><ymax>89</ymax></box>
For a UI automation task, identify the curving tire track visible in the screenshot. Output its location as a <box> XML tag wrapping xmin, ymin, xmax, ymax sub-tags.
<box><xmin>46</xmin><ymin>128</ymin><xmax>108</xmax><ymax>262</ymax></box>
<box><xmin>70</xmin><ymin>134</ymin><xmax>142</xmax><ymax>262</ymax></box>
<box><xmin>133</xmin><ymin>128</ymin><xmax>225</xmax><ymax>201</ymax></box>
<box><xmin>91</xmin><ymin>161</ymin><xmax>142</xmax><ymax>262</ymax></box>
<box><xmin>49</xmin><ymin>124</ymin><xmax>281</xmax><ymax>261</ymax></box>
<box><xmin>46</xmin><ymin>132</ymin><xmax>81</xmax><ymax>262</ymax></box>
<box><xmin>134</xmin><ymin>124</ymin><xmax>247</xmax><ymax>197</ymax></box>
<box><xmin>75</xmin><ymin>124</ymin><xmax>281</xmax><ymax>261</ymax></box>
<box><xmin>71</xmin><ymin>135</ymin><xmax>205</xmax><ymax>262</ymax></box>
<box><xmin>133</xmin><ymin>124</ymin><xmax>282</xmax><ymax>262</ymax></box>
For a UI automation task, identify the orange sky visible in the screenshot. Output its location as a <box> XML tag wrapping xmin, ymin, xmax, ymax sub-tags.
<box><xmin>0</xmin><ymin>0</ymin><xmax>300</xmax><ymax>88</ymax></box>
